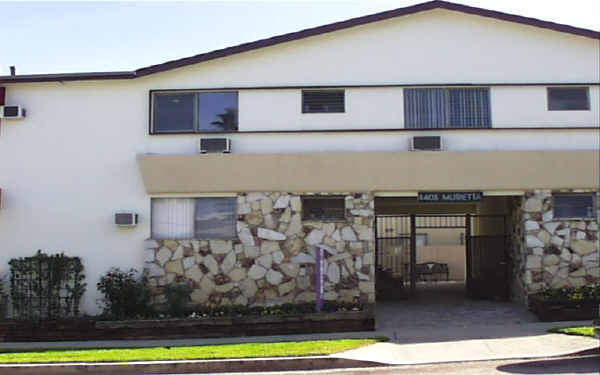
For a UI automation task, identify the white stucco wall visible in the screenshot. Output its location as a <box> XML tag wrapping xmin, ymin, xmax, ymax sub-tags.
<box><xmin>0</xmin><ymin>8</ymin><xmax>598</xmax><ymax>314</ymax></box>
<box><xmin>491</xmin><ymin>86</ymin><xmax>599</xmax><ymax>128</ymax></box>
<box><xmin>141</xmin><ymin>9</ymin><xmax>599</xmax><ymax>86</ymax></box>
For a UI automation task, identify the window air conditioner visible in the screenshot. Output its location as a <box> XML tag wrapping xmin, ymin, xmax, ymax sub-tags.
<box><xmin>115</xmin><ymin>213</ymin><xmax>138</xmax><ymax>227</ymax></box>
<box><xmin>411</xmin><ymin>136</ymin><xmax>443</xmax><ymax>151</ymax></box>
<box><xmin>0</xmin><ymin>105</ymin><xmax>26</xmax><ymax>119</ymax></box>
<box><xmin>200</xmin><ymin>138</ymin><xmax>231</xmax><ymax>153</ymax></box>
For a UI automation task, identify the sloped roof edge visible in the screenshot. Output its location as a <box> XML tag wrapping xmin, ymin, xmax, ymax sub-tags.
<box><xmin>2</xmin><ymin>1</ymin><xmax>599</xmax><ymax>84</ymax></box>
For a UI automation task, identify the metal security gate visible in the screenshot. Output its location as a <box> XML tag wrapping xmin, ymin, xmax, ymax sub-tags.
<box><xmin>467</xmin><ymin>215</ymin><xmax>510</xmax><ymax>300</ymax></box>
<box><xmin>375</xmin><ymin>214</ymin><xmax>509</xmax><ymax>300</ymax></box>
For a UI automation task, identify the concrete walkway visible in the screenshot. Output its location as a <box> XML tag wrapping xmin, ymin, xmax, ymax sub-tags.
<box><xmin>332</xmin><ymin>282</ymin><xmax>598</xmax><ymax>365</ymax></box>
<box><xmin>333</xmin><ymin>321</ymin><xmax>598</xmax><ymax>365</ymax></box>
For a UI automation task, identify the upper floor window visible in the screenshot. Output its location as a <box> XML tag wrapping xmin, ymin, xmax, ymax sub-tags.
<box><xmin>302</xmin><ymin>90</ymin><xmax>345</xmax><ymax>113</ymax></box>
<box><xmin>404</xmin><ymin>87</ymin><xmax>491</xmax><ymax>129</ymax></box>
<box><xmin>553</xmin><ymin>194</ymin><xmax>595</xmax><ymax>219</ymax></box>
<box><xmin>152</xmin><ymin>91</ymin><xmax>238</xmax><ymax>133</ymax></box>
<box><xmin>547</xmin><ymin>87</ymin><xmax>589</xmax><ymax>111</ymax></box>
<box><xmin>151</xmin><ymin>197</ymin><xmax>237</xmax><ymax>239</ymax></box>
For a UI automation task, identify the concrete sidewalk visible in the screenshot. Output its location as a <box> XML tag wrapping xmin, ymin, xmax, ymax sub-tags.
<box><xmin>334</xmin><ymin>320</ymin><xmax>599</xmax><ymax>365</ymax></box>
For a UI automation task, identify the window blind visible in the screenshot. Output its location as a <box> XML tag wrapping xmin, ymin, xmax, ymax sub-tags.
<box><xmin>404</xmin><ymin>88</ymin><xmax>490</xmax><ymax>128</ymax></box>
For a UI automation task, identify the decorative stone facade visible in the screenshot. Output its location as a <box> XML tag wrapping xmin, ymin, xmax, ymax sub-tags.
<box><xmin>144</xmin><ymin>192</ymin><xmax>375</xmax><ymax>308</ymax></box>
<box><xmin>514</xmin><ymin>190</ymin><xmax>599</xmax><ymax>300</ymax></box>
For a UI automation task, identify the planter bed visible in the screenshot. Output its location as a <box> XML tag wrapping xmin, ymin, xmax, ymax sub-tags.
<box><xmin>528</xmin><ymin>293</ymin><xmax>600</xmax><ymax>322</ymax></box>
<box><xmin>0</xmin><ymin>311</ymin><xmax>374</xmax><ymax>342</ymax></box>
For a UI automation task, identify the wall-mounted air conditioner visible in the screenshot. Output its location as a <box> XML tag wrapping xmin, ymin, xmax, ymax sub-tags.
<box><xmin>410</xmin><ymin>136</ymin><xmax>443</xmax><ymax>151</ymax></box>
<box><xmin>115</xmin><ymin>213</ymin><xmax>138</xmax><ymax>227</ymax></box>
<box><xmin>0</xmin><ymin>105</ymin><xmax>26</xmax><ymax>119</ymax></box>
<box><xmin>200</xmin><ymin>138</ymin><xmax>231</xmax><ymax>153</ymax></box>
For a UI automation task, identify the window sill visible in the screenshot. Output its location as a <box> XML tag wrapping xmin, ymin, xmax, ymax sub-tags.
<box><xmin>301</xmin><ymin>112</ymin><xmax>346</xmax><ymax>114</ymax></box>
<box><xmin>302</xmin><ymin>218</ymin><xmax>347</xmax><ymax>223</ymax></box>
<box><xmin>551</xmin><ymin>217</ymin><xmax>596</xmax><ymax>221</ymax></box>
<box><xmin>150</xmin><ymin>131</ymin><xmax>239</xmax><ymax>135</ymax></box>
<box><xmin>547</xmin><ymin>109</ymin><xmax>590</xmax><ymax>111</ymax></box>
<box><xmin>149</xmin><ymin>237</ymin><xmax>238</xmax><ymax>241</ymax></box>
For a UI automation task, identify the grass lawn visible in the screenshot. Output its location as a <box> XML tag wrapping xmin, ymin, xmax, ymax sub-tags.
<box><xmin>0</xmin><ymin>339</ymin><xmax>380</xmax><ymax>364</ymax></box>
<box><xmin>549</xmin><ymin>326</ymin><xmax>595</xmax><ymax>337</ymax></box>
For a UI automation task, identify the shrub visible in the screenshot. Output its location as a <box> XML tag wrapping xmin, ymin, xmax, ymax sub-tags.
<box><xmin>185</xmin><ymin>301</ymin><xmax>364</xmax><ymax>319</ymax></box>
<box><xmin>97</xmin><ymin>268</ymin><xmax>152</xmax><ymax>320</ymax></box>
<box><xmin>540</xmin><ymin>284</ymin><xmax>600</xmax><ymax>301</ymax></box>
<box><xmin>0</xmin><ymin>277</ymin><xmax>5</xmax><ymax>319</ymax></box>
<box><xmin>164</xmin><ymin>283</ymin><xmax>193</xmax><ymax>317</ymax></box>
<box><xmin>9</xmin><ymin>250</ymin><xmax>86</xmax><ymax>320</ymax></box>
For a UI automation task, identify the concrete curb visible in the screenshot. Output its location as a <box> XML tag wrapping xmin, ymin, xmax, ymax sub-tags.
<box><xmin>0</xmin><ymin>356</ymin><xmax>384</xmax><ymax>375</ymax></box>
<box><xmin>0</xmin><ymin>331</ymin><xmax>380</xmax><ymax>350</ymax></box>
<box><xmin>1</xmin><ymin>346</ymin><xmax>597</xmax><ymax>375</ymax></box>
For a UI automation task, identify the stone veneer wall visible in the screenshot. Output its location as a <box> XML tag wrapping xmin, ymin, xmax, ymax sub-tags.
<box><xmin>509</xmin><ymin>196</ymin><xmax>527</xmax><ymax>302</ymax></box>
<box><xmin>144</xmin><ymin>193</ymin><xmax>375</xmax><ymax>308</ymax></box>
<box><xmin>515</xmin><ymin>190</ymin><xmax>599</xmax><ymax>300</ymax></box>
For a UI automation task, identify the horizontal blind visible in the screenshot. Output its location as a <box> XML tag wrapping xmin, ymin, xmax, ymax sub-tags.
<box><xmin>302</xmin><ymin>90</ymin><xmax>345</xmax><ymax>113</ymax></box>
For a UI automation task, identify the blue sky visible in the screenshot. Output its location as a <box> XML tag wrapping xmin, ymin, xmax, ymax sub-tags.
<box><xmin>1</xmin><ymin>0</ymin><xmax>599</xmax><ymax>75</ymax></box>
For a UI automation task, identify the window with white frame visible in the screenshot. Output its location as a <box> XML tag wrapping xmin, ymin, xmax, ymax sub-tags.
<box><xmin>553</xmin><ymin>194</ymin><xmax>595</xmax><ymax>219</ymax></box>
<box><xmin>151</xmin><ymin>197</ymin><xmax>237</xmax><ymax>239</ymax></box>
<box><xmin>403</xmin><ymin>87</ymin><xmax>491</xmax><ymax>128</ymax></box>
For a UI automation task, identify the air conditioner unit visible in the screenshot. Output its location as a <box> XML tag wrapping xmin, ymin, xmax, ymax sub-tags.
<box><xmin>0</xmin><ymin>105</ymin><xmax>26</xmax><ymax>119</ymax></box>
<box><xmin>0</xmin><ymin>188</ymin><xmax>3</xmax><ymax>209</ymax></box>
<box><xmin>411</xmin><ymin>136</ymin><xmax>443</xmax><ymax>151</ymax></box>
<box><xmin>115</xmin><ymin>213</ymin><xmax>138</xmax><ymax>227</ymax></box>
<box><xmin>200</xmin><ymin>138</ymin><xmax>231</xmax><ymax>153</ymax></box>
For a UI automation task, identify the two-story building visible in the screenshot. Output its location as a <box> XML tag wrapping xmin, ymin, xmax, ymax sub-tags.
<box><xmin>1</xmin><ymin>0</ymin><xmax>598</xmax><ymax>316</ymax></box>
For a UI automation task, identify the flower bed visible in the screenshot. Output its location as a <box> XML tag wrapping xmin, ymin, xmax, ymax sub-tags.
<box><xmin>96</xmin><ymin>309</ymin><xmax>374</xmax><ymax>340</ymax></box>
<box><xmin>528</xmin><ymin>285</ymin><xmax>600</xmax><ymax>322</ymax></box>
<box><xmin>0</xmin><ymin>305</ymin><xmax>374</xmax><ymax>342</ymax></box>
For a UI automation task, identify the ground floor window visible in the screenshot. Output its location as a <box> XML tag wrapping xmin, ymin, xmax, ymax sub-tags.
<box><xmin>553</xmin><ymin>193</ymin><xmax>595</xmax><ymax>219</ymax></box>
<box><xmin>301</xmin><ymin>196</ymin><xmax>345</xmax><ymax>221</ymax></box>
<box><xmin>151</xmin><ymin>197</ymin><xmax>236</xmax><ymax>239</ymax></box>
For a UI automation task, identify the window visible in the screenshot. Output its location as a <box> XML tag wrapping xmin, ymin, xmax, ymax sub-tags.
<box><xmin>547</xmin><ymin>87</ymin><xmax>589</xmax><ymax>110</ymax></box>
<box><xmin>301</xmin><ymin>196</ymin><xmax>345</xmax><ymax>221</ymax></box>
<box><xmin>404</xmin><ymin>87</ymin><xmax>491</xmax><ymax>128</ymax></box>
<box><xmin>302</xmin><ymin>90</ymin><xmax>345</xmax><ymax>113</ymax></box>
<box><xmin>151</xmin><ymin>197</ymin><xmax>236</xmax><ymax>239</ymax></box>
<box><xmin>152</xmin><ymin>91</ymin><xmax>238</xmax><ymax>133</ymax></box>
<box><xmin>553</xmin><ymin>194</ymin><xmax>595</xmax><ymax>219</ymax></box>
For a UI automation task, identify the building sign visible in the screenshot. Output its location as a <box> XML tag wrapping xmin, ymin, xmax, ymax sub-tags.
<box><xmin>418</xmin><ymin>192</ymin><xmax>483</xmax><ymax>203</ymax></box>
